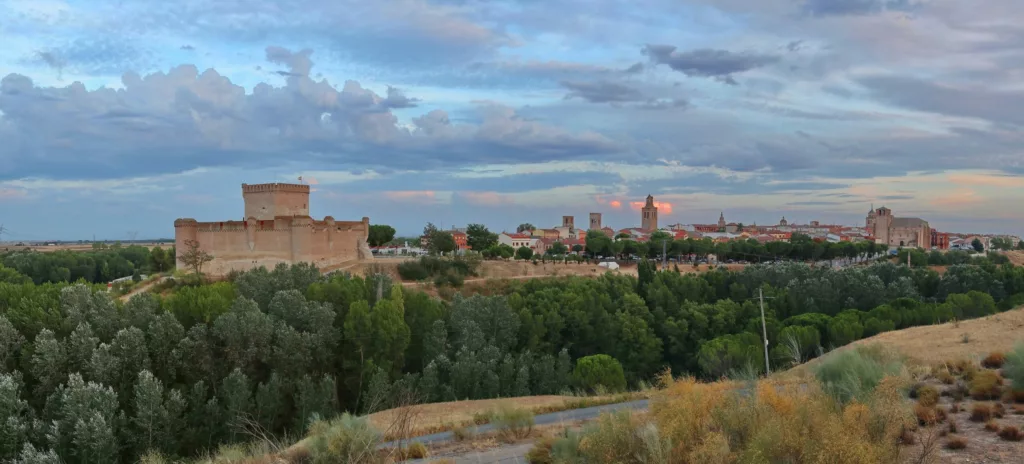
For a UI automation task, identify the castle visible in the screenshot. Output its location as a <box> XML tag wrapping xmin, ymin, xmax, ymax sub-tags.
<box><xmin>174</xmin><ymin>183</ymin><xmax>373</xmax><ymax>276</ymax></box>
<box><xmin>866</xmin><ymin>206</ymin><xmax>931</xmax><ymax>248</ymax></box>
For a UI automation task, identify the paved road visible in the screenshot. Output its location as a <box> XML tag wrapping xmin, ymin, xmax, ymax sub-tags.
<box><xmin>381</xmin><ymin>399</ymin><xmax>649</xmax><ymax>449</ymax></box>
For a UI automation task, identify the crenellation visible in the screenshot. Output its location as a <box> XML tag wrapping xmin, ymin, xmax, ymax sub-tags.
<box><xmin>175</xmin><ymin>182</ymin><xmax>371</xmax><ymax>276</ymax></box>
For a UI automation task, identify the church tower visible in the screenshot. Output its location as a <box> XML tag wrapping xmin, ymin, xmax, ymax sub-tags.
<box><xmin>718</xmin><ymin>212</ymin><xmax>726</xmax><ymax>229</ymax></box>
<box><xmin>641</xmin><ymin>195</ymin><xmax>658</xmax><ymax>231</ymax></box>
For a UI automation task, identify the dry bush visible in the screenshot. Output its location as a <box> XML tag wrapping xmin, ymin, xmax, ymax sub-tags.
<box><xmin>915</xmin><ymin>404</ymin><xmax>946</xmax><ymax>426</ymax></box>
<box><xmin>985</xmin><ymin>420</ymin><xmax>1001</xmax><ymax>432</ymax></box>
<box><xmin>305</xmin><ymin>413</ymin><xmax>383</xmax><ymax>464</ymax></box>
<box><xmin>994</xmin><ymin>402</ymin><xmax>1006</xmax><ymax>418</ymax></box>
<box><xmin>982</xmin><ymin>352</ymin><xmax>1007</xmax><ymax>369</ymax></box>
<box><xmin>648</xmin><ymin>371</ymin><xmax>912</xmax><ymax>464</ymax></box>
<box><xmin>916</xmin><ymin>385</ymin><xmax>940</xmax><ymax>407</ymax></box>
<box><xmin>998</xmin><ymin>425</ymin><xmax>1024</xmax><ymax>441</ymax></box>
<box><xmin>1014</xmin><ymin>405</ymin><xmax>1024</xmax><ymax>415</ymax></box>
<box><xmin>526</xmin><ymin>436</ymin><xmax>556</xmax><ymax>464</ymax></box>
<box><xmin>491</xmin><ymin>404</ymin><xmax>534</xmax><ymax>442</ymax></box>
<box><xmin>1005</xmin><ymin>389</ymin><xmax>1024</xmax><ymax>403</ymax></box>
<box><xmin>949</xmin><ymin>403</ymin><xmax>960</xmax><ymax>414</ymax></box>
<box><xmin>970</xmin><ymin>403</ymin><xmax>993</xmax><ymax>422</ymax></box>
<box><xmin>948</xmin><ymin>419</ymin><xmax>958</xmax><ymax>434</ymax></box>
<box><xmin>451</xmin><ymin>425</ymin><xmax>473</xmax><ymax>442</ymax></box>
<box><xmin>970</xmin><ymin>370</ymin><xmax>1004</xmax><ymax>400</ymax></box>
<box><xmin>945</xmin><ymin>436</ymin><xmax>968</xmax><ymax>450</ymax></box>
<box><xmin>570</xmin><ymin>410</ymin><xmax>672</xmax><ymax>464</ymax></box>
<box><xmin>400</xmin><ymin>442</ymin><xmax>428</xmax><ymax>460</ymax></box>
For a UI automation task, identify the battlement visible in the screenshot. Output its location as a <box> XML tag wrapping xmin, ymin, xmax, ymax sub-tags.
<box><xmin>242</xmin><ymin>183</ymin><xmax>310</xmax><ymax>194</ymax></box>
<box><xmin>174</xmin><ymin>218</ymin><xmax>199</xmax><ymax>228</ymax></box>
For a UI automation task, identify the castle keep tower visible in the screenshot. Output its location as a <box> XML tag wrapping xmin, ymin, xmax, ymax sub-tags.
<box><xmin>562</xmin><ymin>215</ymin><xmax>575</xmax><ymax>228</ymax></box>
<box><xmin>589</xmin><ymin>212</ymin><xmax>602</xmax><ymax>230</ymax></box>
<box><xmin>243</xmin><ymin>183</ymin><xmax>310</xmax><ymax>220</ymax></box>
<box><xmin>641</xmin><ymin>195</ymin><xmax>658</xmax><ymax>231</ymax></box>
<box><xmin>174</xmin><ymin>182</ymin><xmax>371</xmax><ymax>277</ymax></box>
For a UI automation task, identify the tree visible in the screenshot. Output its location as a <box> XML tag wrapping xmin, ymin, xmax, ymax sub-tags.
<box><xmin>572</xmin><ymin>354</ymin><xmax>627</xmax><ymax>392</ymax></box>
<box><xmin>572</xmin><ymin>244</ymin><xmax>584</xmax><ymax>253</ymax></box>
<box><xmin>428</xmin><ymin>231</ymin><xmax>457</xmax><ymax>255</ymax></box>
<box><xmin>367</xmin><ymin>224</ymin><xmax>397</xmax><ymax>247</ymax></box>
<box><xmin>516</xmin><ymin>223</ymin><xmax>536</xmax><ymax>234</ymax></box>
<box><xmin>972</xmin><ymin>238</ymin><xmax>984</xmax><ymax>253</ymax></box>
<box><xmin>180</xmin><ymin>239</ymin><xmax>214</xmax><ymax>276</ymax></box>
<box><xmin>515</xmin><ymin>246</ymin><xmax>534</xmax><ymax>261</ymax></box>
<box><xmin>584</xmin><ymin>230</ymin><xmax>612</xmax><ymax>258</ymax></box>
<box><xmin>465</xmin><ymin>224</ymin><xmax>498</xmax><ymax>251</ymax></box>
<box><xmin>547</xmin><ymin>241</ymin><xmax>568</xmax><ymax>256</ymax></box>
<box><xmin>1018</xmin><ymin>240</ymin><xmax>1024</xmax><ymax>250</ymax></box>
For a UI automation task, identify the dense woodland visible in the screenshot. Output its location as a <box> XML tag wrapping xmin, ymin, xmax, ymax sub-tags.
<box><xmin>0</xmin><ymin>248</ymin><xmax>1022</xmax><ymax>462</ymax></box>
<box><xmin>1</xmin><ymin>244</ymin><xmax>175</xmax><ymax>285</ymax></box>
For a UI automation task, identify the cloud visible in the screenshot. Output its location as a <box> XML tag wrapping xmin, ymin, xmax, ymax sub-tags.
<box><xmin>641</xmin><ymin>45</ymin><xmax>781</xmax><ymax>84</ymax></box>
<box><xmin>561</xmin><ymin>80</ymin><xmax>645</xmax><ymax>103</ymax></box>
<box><xmin>802</xmin><ymin>0</ymin><xmax>918</xmax><ymax>17</ymax></box>
<box><xmin>629</xmin><ymin>200</ymin><xmax>674</xmax><ymax>214</ymax></box>
<box><xmin>0</xmin><ymin>48</ymin><xmax>620</xmax><ymax>181</ymax></box>
<box><xmin>457</xmin><ymin>191</ymin><xmax>512</xmax><ymax>206</ymax></box>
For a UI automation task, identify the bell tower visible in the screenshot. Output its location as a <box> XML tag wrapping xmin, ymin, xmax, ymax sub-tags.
<box><xmin>641</xmin><ymin>195</ymin><xmax>658</xmax><ymax>231</ymax></box>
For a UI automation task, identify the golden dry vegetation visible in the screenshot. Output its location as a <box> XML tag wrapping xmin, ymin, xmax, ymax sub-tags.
<box><xmin>787</xmin><ymin>306</ymin><xmax>1024</xmax><ymax>378</ymax></box>
<box><xmin>1006</xmin><ymin>251</ymin><xmax>1024</xmax><ymax>266</ymax></box>
<box><xmin>2</xmin><ymin>242</ymin><xmax>170</xmax><ymax>253</ymax></box>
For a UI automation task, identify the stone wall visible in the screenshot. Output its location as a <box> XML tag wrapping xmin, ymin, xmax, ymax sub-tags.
<box><xmin>174</xmin><ymin>216</ymin><xmax>370</xmax><ymax>276</ymax></box>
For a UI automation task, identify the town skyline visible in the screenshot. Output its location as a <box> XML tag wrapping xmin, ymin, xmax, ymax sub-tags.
<box><xmin>3</xmin><ymin>0</ymin><xmax>1024</xmax><ymax>240</ymax></box>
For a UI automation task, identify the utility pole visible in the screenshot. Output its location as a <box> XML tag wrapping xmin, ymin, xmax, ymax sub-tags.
<box><xmin>0</xmin><ymin>224</ymin><xmax>6</xmax><ymax>243</ymax></box>
<box><xmin>907</xmin><ymin>250</ymin><xmax>911</xmax><ymax>267</ymax></box>
<box><xmin>759</xmin><ymin>287</ymin><xmax>771</xmax><ymax>375</ymax></box>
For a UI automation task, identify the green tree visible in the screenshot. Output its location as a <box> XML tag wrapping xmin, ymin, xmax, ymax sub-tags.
<box><xmin>584</xmin><ymin>230</ymin><xmax>612</xmax><ymax>257</ymax></box>
<box><xmin>573</xmin><ymin>354</ymin><xmax>627</xmax><ymax>392</ymax></box>
<box><xmin>30</xmin><ymin>329</ymin><xmax>67</xmax><ymax>401</ymax></box>
<box><xmin>465</xmin><ymin>224</ymin><xmax>498</xmax><ymax>251</ymax></box>
<box><xmin>180</xmin><ymin>239</ymin><xmax>214</xmax><ymax>277</ymax></box>
<box><xmin>428</xmin><ymin>231</ymin><xmax>457</xmax><ymax>255</ymax></box>
<box><xmin>0</xmin><ymin>373</ymin><xmax>31</xmax><ymax>460</ymax></box>
<box><xmin>515</xmin><ymin>246</ymin><xmax>533</xmax><ymax>260</ymax></box>
<box><xmin>547</xmin><ymin>241</ymin><xmax>568</xmax><ymax>255</ymax></box>
<box><xmin>972</xmin><ymin>238</ymin><xmax>984</xmax><ymax>253</ymax></box>
<box><xmin>516</xmin><ymin>223</ymin><xmax>536</xmax><ymax>234</ymax></box>
<box><xmin>367</xmin><ymin>224</ymin><xmax>397</xmax><ymax>247</ymax></box>
<box><xmin>0</xmin><ymin>316</ymin><xmax>25</xmax><ymax>373</ymax></box>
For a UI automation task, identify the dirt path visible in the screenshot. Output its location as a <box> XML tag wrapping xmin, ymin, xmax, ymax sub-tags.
<box><xmin>117</xmin><ymin>276</ymin><xmax>168</xmax><ymax>302</ymax></box>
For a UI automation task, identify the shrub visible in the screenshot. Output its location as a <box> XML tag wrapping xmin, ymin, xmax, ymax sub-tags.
<box><xmin>982</xmin><ymin>352</ymin><xmax>1007</xmax><ymax>369</ymax></box>
<box><xmin>570</xmin><ymin>410</ymin><xmax>672</xmax><ymax>464</ymax></box>
<box><xmin>1008</xmin><ymin>390</ymin><xmax>1024</xmax><ymax>403</ymax></box>
<box><xmin>948</xmin><ymin>419</ymin><xmax>958</xmax><ymax>434</ymax></box>
<box><xmin>572</xmin><ymin>354</ymin><xmax>627</xmax><ymax>393</ymax></box>
<box><xmin>397</xmin><ymin>260</ymin><xmax>430</xmax><ymax>280</ymax></box>
<box><xmin>969</xmin><ymin>370</ymin><xmax>1003</xmax><ymax>400</ymax></box>
<box><xmin>945</xmin><ymin>436</ymin><xmax>968</xmax><ymax>450</ymax></box>
<box><xmin>491</xmin><ymin>405</ymin><xmax>534</xmax><ymax>442</ymax></box>
<box><xmin>998</xmin><ymin>425</ymin><xmax>1024</xmax><ymax>441</ymax></box>
<box><xmin>452</xmin><ymin>425</ymin><xmax>473</xmax><ymax>442</ymax></box>
<box><xmin>401</xmin><ymin>442</ymin><xmax>428</xmax><ymax>459</ymax></box>
<box><xmin>985</xmin><ymin>420</ymin><xmax>1000</xmax><ymax>432</ymax></box>
<box><xmin>970</xmin><ymin>403</ymin><xmax>992</xmax><ymax>422</ymax></box>
<box><xmin>1005</xmin><ymin>342</ymin><xmax>1024</xmax><ymax>391</ymax></box>
<box><xmin>994</xmin><ymin>402</ymin><xmax>1006</xmax><ymax>418</ymax></box>
<box><xmin>306</xmin><ymin>413</ymin><xmax>383</xmax><ymax>464</ymax></box>
<box><xmin>472</xmin><ymin>412</ymin><xmax>490</xmax><ymax>425</ymax></box>
<box><xmin>916</xmin><ymin>385</ymin><xmax>940</xmax><ymax>407</ymax></box>
<box><xmin>526</xmin><ymin>437</ymin><xmax>556</xmax><ymax>464</ymax></box>
<box><xmin>949</xmin><ymin>403</ymin><xmax>960</xmax><ymax>413</ymax></box>
<box><xmin>814</xmin><ymin>344</ymin><xmax>904</xmax><ymax>404</ymax></box>
<box><xmin>915</xmin><ymin>404</ymin><xmax>945</xmax><ymax>426</ymax></box>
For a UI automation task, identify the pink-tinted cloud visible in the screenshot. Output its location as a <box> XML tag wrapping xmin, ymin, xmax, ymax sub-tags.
<box><xmin>383</xmin><ymin>190</ymin><xmax>437</xmax><ymax>204</ymax></box>
<box><xmin>629</xmin><ymin>200</ymin><xmax>674</xmax><ymax>214</ymax></box>
<box><xmin>930</xmin><ymin>188</ymin><xmax>981</xmax><ymax>208</ymax></box>
<box><xmin>460</xmin><ymin>191</ymin><xmax>511</xmax><ymax>206</ymax></box>
<box><xmin>609</xmin><ymin>200</ymin><xmax>622</xmax><ymax>208</ymax></box>
<box><xmin>0</xmin><ymin>188</ymin><xmax>27</xmax><ymax>200</ymax></box>
<box><xmin>947</xmin><ymin>173</ymin><xmax>1024</xmax><ymax>188</ymax></box>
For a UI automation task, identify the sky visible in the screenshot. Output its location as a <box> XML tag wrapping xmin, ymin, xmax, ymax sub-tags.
<box><xmin>1</xmin><ymin>0</ymin><xmax>1023</xmax><ymax>240</ymax></box>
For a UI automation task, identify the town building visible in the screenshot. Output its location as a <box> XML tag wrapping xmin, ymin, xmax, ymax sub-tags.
<box><xmin>174</xmin><ymin>183</ymin><xmax>372</xmax><ymax>277</ymax></box>
<box><xmin>589</xmin><ymin>212</ymin><xmax>602</xmax><ymax>230</ymax></box>
<box><xmin>866</xmin><ymin>206</ymin><xmax>931</xmax><ymax>248</ymax></box>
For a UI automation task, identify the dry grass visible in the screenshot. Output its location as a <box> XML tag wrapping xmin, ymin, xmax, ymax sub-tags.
<box><xmin>365</xmin><ymin>393</ymin><xmax>640</xmax><ymax>441</ymax></box>
<box><xmin>969</xmin><ymin>370</ymin><xmax>1004</xmax><ymax>400</ymax></box>
<box><xmin>998</xmin><ymin>425</ymin><xmax>1024</xmax><ymax>441</ymax></box>
<box><xmin>640</xmin><ymin>372</ymin><xmax>913</xmax><ymax>463</ymax></box>
<box><xmin>982</xmin><ymin>352</ymin><xmax>1007</xmax><ymax>369</ymax></box>
<box><xmin>970</xmin><ymin>403</ymin><xmax>993</xmax><ymax>422</ymax></box>
<box><xmin>945</xmin><ymin>436</ymin><xmax>968</xmax><ymax>450</ymax></box>
<box><xmin>787</xmin><ymin>307</ymin><xmax>1024</xmax><ymax>379</ymax></box>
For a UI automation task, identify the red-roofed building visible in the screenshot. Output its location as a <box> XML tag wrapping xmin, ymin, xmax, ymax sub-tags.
<box><xmin>451</xmin><ymin>231</ymin><xmax>469</xmax><ymax>250</ymax></box>
<box><xmin>499</xmin><ymin>232</ymin><xmax>536</xmax><ymax>249</ymax></box>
